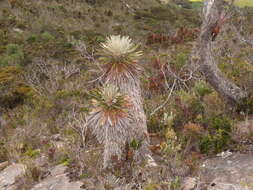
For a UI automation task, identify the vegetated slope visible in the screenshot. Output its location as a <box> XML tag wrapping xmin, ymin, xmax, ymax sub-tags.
<box><xmin>189</xmin><ymin>0</ymin><xmax>253</xmax><ymax>7</ymax></box>
<box><xmin>0</xmin><ymin>0</ymin><xmax>253</xmax><ymax>189</ymax></box>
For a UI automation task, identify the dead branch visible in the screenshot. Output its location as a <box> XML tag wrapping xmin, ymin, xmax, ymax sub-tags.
<box><xmin>150</xmin><ymin>79</ymin><xmax>176</xmax><ymax>116</ymax></box>
<box><xmin>197</xmin><ymin>0</ymin><xmax>247</xmax><ymax>104</ymax></box>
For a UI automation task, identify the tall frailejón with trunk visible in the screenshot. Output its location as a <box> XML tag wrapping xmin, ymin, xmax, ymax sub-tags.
<box><xmin>99</xmin><ymin>35</ymin><xmax>150</xmax><ymax>163</ymax></box>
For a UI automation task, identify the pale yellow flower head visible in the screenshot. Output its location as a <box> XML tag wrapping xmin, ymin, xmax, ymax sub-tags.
<box><xmin>100</xmin><ymin>35</ymin><xmax>142</xmax><ymax>63</ymax></box>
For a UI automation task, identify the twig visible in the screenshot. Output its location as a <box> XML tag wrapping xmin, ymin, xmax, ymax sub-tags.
<box><xmin>150</xmin><ymin>79</ymin><xmax>176</xmax><ymax>116</ymax></box>
<box><xmin>232</xmin><ymin>25</ymin><xmax>253</xmax><ymax>47</ymax></box>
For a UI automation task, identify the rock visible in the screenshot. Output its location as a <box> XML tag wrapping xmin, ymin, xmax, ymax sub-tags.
<box><xmin>0</xmin><ymin>163</ymin><xmax>26</xmax><ymax>190</ymax></box>
<box><xmin>199</xmin><ymin>153</ymin><xmax>253</xmax><ymax>190</ymax></box>
<box><xmin>181</xmin><ymin>177</ymin><xmax>197</xmax><ymax>190</ymax></box>
<box><xmin>13</xmin><ymin>28</ymin><xmax>23</xmax><ymax>33</ymax></box>
<box><xmin>31</xmin><ymin>165</ymin><xmax>83</xmax><ymax>190</ymax></box>
<box><xmin>216</xmin><ymin>150</ymin><xmax>233</xmax><ymax>159</ymax></box>
<box><xmin>51</xmin><ymin>134</ymin><xmax>62</xmax><ymax>141</ymax></box>
<box><xmin>146</xmin><ymin>154</ymin><xmax>158</xmax><ymax>167</ymax></box>
<box><xmin>34</xmin><ymin>154</ymin><xmax>48</xmax><ymax>168</ymax></box>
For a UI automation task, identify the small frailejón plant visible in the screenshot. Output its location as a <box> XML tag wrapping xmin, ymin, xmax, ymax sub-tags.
<box><xmin>99</xmin><ymin>35</ymin><xmax>151</xmax><ymax>163</ymax></box>
<box><xmin>89</xmin><ymin>84</ymin><xmax>132</xmax><ymax>168</ymax></box>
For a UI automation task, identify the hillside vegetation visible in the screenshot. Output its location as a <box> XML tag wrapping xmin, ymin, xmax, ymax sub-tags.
<box><xmin>0</xmin><ymin>0</ymin><xmax>253</xmax><ymax>189</ymax></box>
<box><xmin>190</xmin><ymin>0</ymin><xmax>253</xmax><ymax>7</ymax></box>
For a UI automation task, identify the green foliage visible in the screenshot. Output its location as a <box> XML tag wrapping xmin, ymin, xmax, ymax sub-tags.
<box><xmin>41</xmin><ymin>32</ymin><xmax>55</xmax><ymax>41</ymax></box>
<box><xmin>173</xmin><ymin>52</ymin><xmax>187</xmax><ymax>69</ymax></box>
<box><xmin>7</xmin><ymin>44</ymin><xmax>20</xmax><ymax>55</ymax></box>
<box><xmin>0</xmin><ymin>44</ymin><xmax>24</xmax><ymax>66</ymax></box>
<box><xmin>170</xmin><ymin>176</ymin><xmax>181</xmax><ymax>190</ymax></box>
<box><xmin>58</xmin><ymin>154</ymin><xmax>71</xmax><ymax>166</ymax></box>
<box><xmin>130</xmin><ymin>139</ymin><xmax>142</xmax><ymax>150</ymax></box>
<box><xmin>24</xmin><ymin>148</ymin><xmax>40</xmax><ymax>158</ymax></box>
<box><xmin>200</xmin><ymin>116</ymin><xmax>232</xmax><ymax>154</ymax></box>
<box><xmin>173</xmin><ymin>0</ymin><xmax>192</xmax><ymax>9</ymax></box>
<box><xmin>79</xmin><ymin>172</ymin><xmax>92</xmax><ymax>179</ymax></box>
<box><xmin>27</xmin><ymin>34</ymin><xmax>38</xmax><ymax>43</ymax></box>
<box><xmin>0</xmin><ymin>56</ymin><xmax>10</xmax><ymax>67</ymax></box>
<box><xmin>145</xmin><ymin>184</ymin><xmax>158</xmax><ymax>190</ymax></box>
<box><xmin>95</xmin><ymin>35</ymin><xmax>105</xmax><ymax>43</ymax></box>
<box><xmin>199</xmin><ymin>135</ymin><xmax>213</xmax><ymax>155</ymax></box>
<box><xmin>0</xmin><ymin>30</ymin><xmax>7</xmax><ymax>42</ymax></box>
<box><xmin>189</xmin><ymin>99</ymin><xmax>204</xmax><ymax>115</ymax></box>
<box><xmin>194</xmin><ymin>80</ymin><xmax>212</xmax><ymax>97</ymax></box>
<box><xmin>90</xmin><ymin>85</ymin><xmax>130</xmax><ymax>112</ymax></box>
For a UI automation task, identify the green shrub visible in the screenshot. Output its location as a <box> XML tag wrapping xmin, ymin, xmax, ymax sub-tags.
<box><xmin>172</xmin><ymin>52</ymin><xmax>187</xmax><ymax>69</ymax></box>
<box><xmin>41</xmin><ymin>32</ymin><xmax>55</xmax><ymax>41</ymax></box>
<box><xmin>24</xmin><ymin>148</ymin><xmax>40</xmax><ymax>158</ymax></box>
<box><xmin>199</xmin><ymin>135</ymin><xmax>213</xmax><ymax>154</ymax></box>
<box><xmin>190</xmin><ymin>98</ymin><xmax>204</xmax><ymax>115</ymax></box>
<box><xmin>194</xmin><ymin>80</ymin><xmax>212</xmax><ymax>97</ymax></box>
<box><xmin>58</xmin><ymin>154</ymin><xmax>71</xmax><ymax>166</ymax></box>
<box><xmin>27</xmin><ymin>34</ymin><xmax>37</xmax><ymax>43</ymax></box>
<box><xmin>200</xmin><ymin>116</ymin><xmax>232</xmax><ymax>154</ymax></box>
<box><xmin>0</xmin><ymin>56</ymin><xmax>9</xmax><ymax>67</ymax></box>
<box><xmin>6</xmin><ymin>44</ymin><xmax>21</xmax><ymax>55</ymax></box>
<box><xmin>0</xmin><ymin>44</ymin><xmax>25</xmax><ymax>65</ymax></box>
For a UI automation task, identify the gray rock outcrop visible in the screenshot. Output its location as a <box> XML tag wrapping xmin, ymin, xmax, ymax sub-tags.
<box><xmin>0</xmin><ymin>163</ymin><xmax>26</xmax><ymax>190</ymax></box>
<box><xmin>31</xmin><ymin>165</ymin><xmax>83</xmax><ymax>190</ymax></box>
<box><xmin>200</xmin><ymin>153</ymin><xmax>253</xmax><ymax>190</ymax></box>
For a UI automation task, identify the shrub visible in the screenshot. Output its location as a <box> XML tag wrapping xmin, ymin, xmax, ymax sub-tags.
<box><xmin>27</xmin><ymin>34</ymin><xmax>37</xmax><ymax>43</ymax></box>
<box><xmin>189</xmin><ymin>98</ymin><xmax>204</xmax><ymax>116</ymax></box>
<box><xmin>172</xmin><ymin>52</ymin><xmax>187</xmax><ymax>70</ymax></box>
<box><xmin>0</xmin><ymin>44</ymin><xmax>24</xmax><ymax>66</ymax></box>
<box><xmin>41</xmin><ymin>32</ymin><xmax>55</xmax><ymax>41</ymax></box>
<box><xmin>200</xmin><ymin>116</ymin><xmax>232</xmax><ymax>154</ymax></box>
<box><xmin>0</xmin><ymin>56</ymin><xmax>9</xmax><ymax>67</ymax></box>
<box><xmin>194</xmin><ymin>80</ymin><xmax>212</xmax><ymax>98</ymax></box>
